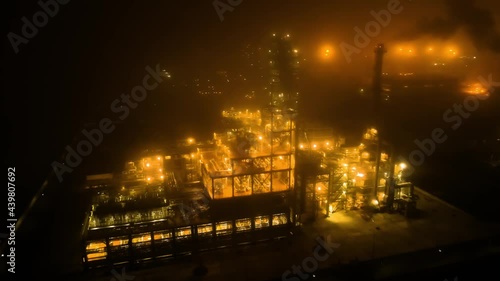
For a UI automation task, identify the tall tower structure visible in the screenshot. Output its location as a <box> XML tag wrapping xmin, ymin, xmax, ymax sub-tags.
<box><xmin>268</xmin><ymin>33</ymin><xmax>300</xmax><ymax>111</ymax></box>
<box><xmin>373</xmin><ymin>44</ymin><xmax>387</xmax><ymax>198</ymax></box>
<box><xmin>265</xmin><ymin>33</ymin><xmax>301</xmax><ymax>221</ymax></box>
<box><xmin>265</xmin><ymin>32</ymin><xmax>299</xmax><ymax>160</ymax></box>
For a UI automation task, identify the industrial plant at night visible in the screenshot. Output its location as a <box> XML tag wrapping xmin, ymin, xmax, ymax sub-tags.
<box><xmin>81</xmin><ymin>35</ymin><xmax>419</xmax><ymax>270</ymax></box>
<box><xmin>4</xmin><ymin>1</ymin><xmax>500</xmax><ymax>281</ymax></box>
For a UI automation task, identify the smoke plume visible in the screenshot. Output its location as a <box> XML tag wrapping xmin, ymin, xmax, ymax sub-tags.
<box><xmin>402</xmin><ymin>0</ymin><xmax>500</xmax><ymax>53</ymax></box>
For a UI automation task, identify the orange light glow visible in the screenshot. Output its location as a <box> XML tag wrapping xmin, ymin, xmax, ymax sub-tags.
<box><xmin>462</xmin><ymin>82</ymin><xmax>489</xmax><ymax>96</ymax></box>
<box><xmin>318</xmin><ymin>44</ymin><xmax>334</xmax><ymax>61</ymax></box>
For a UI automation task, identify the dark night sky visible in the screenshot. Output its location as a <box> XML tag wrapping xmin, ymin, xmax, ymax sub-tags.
<box><xmin>3</xmin><ymin>0</ymin><xmax>500</xmax><ymax>214</ymax></box>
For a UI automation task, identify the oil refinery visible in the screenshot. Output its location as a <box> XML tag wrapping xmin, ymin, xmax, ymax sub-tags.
<box><xmin>81</xmin><ymin>35</ymin><xmax>417</xmax><ymax>269</ymax></box>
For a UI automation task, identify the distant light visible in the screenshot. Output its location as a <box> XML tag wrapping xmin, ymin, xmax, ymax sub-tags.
<box><xmin>157</xmin><ymin>156</ymin><xmax>161</xmax><ymax>160</ymax></box>
<box><xmin>372</xmin><ymin>199</ymin><xmax>379</xmax><ymax>206</ymax></box>
<box><xmin>160</xmin><ymin>175</ymin><xmax>164</xmax><ymax>179</ymax></box>
<box><xmin>312</xmin><ymin>144</ymin><xmax>317</xmax><ymax>149</ymax></box>
<box><xmin>147</xmin><ymin>177</ymin><xmax>151</xmax><ymax>181</ymax></box>
<box><xmin>356</xmin><ymin>173</ymin><xmax>365</xmax><ymax>178</ymax></box>
<box><xmin>317</xmin><ymin>186</ymin><xmax>322</xmax><ymax>191</ymax></box>
<box><xmin>293</xmin><ymin>49</ymin><xmax>298</xmax><ymax>53</ymax></box>
<box><xmin>146</xmin><ymin>163</ymin><xmax>150</xmax><ymax>167</ymax></box>
<box><xmin>399</xmin><ymin>163</ymin><xmax>407</xmax><ymax>170</ymax></box>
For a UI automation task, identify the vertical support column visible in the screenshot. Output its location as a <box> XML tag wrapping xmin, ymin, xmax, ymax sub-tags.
<box><xmin>105</xmin><ymin>237</ymin><xmax>111</xmax><ymax>266</ymax></box>
<box><xmin>150</xmin><ymin>230</ymin><xmax>155</xmax><ymax>260</ymax></box>
<box><xmin>326</xmin><ymin>172</ymin><xmax>331</xmax><ymax>217</ymax></box>
<box><xmin>128</xmin><ymin>233</ymin><xmax>133</xmax><ymax>265</ymax></box>
<box><xmin>231</xmin><ymin>220</ymin><xmax>236</xmax><ymax>247</ymax></box>
<box><xmin>231</xmin><ymin>160</ymin><xmax>235</xmax><ymax>198</ymax></box>
<box><xmin>231</xmin><ymin>176</ymin><xmax>235</xmax><ymax>198</ymax></box>
<box><xmin>212</xmin><ymin>178</ymin><xmax>215</xmax><ymax>199</ymax></box>
<box><xmin>270</xmin><ymin>157</ymin><xmax>274</xmax><ymax>192</ymax></box>
<box><xmin>386</xmin><ymin>145</ymin><xmax>396</xmax><ymax>211</ymax></box>
<box><xmin>313</xmin><ymin>177</ymin><xmax>317</xmax><ymax>219</ymax></box>
<box><xmin>251</xmin><ymin>174</ymin><xmax>254</xmax><ymax>195</ymax></box>
<box><xmin>172</xmin><ymin>229</ymin><xmax>178</xmax><ymax>258</ymax></box>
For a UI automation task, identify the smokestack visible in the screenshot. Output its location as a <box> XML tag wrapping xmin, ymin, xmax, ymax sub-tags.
<box><xmin>373</xmin><ymin>43</ymin><xmax>386</xmax><ymax>198</ymax></box>
<box><xmin>373</xmin><ymin>43</ymin><xmax>387</xmax><ymax>124</ymax></box>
